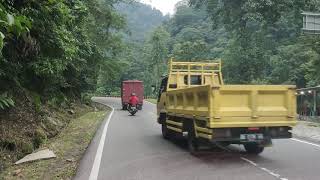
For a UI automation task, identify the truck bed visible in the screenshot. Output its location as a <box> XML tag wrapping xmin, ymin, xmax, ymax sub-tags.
<box><xmin>166</xmin><ymin>85</ymin><xmax>297</xmax><ymax>128</ymax></box>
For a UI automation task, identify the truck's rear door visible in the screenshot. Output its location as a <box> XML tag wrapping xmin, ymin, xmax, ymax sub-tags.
<box><xmin>209</xmin><ymin>85</ymin><xmax>297</xmax><ymax>128</ymax></box>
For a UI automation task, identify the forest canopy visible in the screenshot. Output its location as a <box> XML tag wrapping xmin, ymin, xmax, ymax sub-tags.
<box><xmin>97</xmin><ymin>0</ymin><xmax>320</xmax><ymax>97</ymax></box>
<box><xmin>188</xmin><ymin>0</ymin><xmax>320</xmax><ymax>86</ymax></box>
<box><xmin>0</xmin><ymin>0</ymin><xmax>125</xmax><ymax>108</ymax></box>
<box><xmin>1</xmin><ymin>0</ymin><xmax>320</xmax><ymax>104</ymax></box>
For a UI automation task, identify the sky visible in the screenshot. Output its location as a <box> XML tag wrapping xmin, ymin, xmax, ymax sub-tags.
<box><xmin>140</xmin><ymin>0</ymin><xmax>182</xmax><ymax>15</ymax></box>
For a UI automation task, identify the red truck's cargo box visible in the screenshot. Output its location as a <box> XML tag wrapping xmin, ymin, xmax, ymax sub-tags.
<box><xmin>121</xmin><ymin>80</ymin><xmax>144</xmax><ymax>110</ymax></box>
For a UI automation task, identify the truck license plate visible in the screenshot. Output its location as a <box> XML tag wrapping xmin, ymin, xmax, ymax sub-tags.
<box><xmin>240</xmin><ymin>134</ymin><xmax>263</xmax><ymax>141</ymax></box>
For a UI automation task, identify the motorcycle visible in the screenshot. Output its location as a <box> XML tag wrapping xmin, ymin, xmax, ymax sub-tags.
<box><xmin>127</xmin><ymin>105</ymin><xmax>138</xmax><ymax>116</ymax></box>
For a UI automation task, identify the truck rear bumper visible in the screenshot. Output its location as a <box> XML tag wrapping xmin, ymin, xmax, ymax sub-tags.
<box><xmin>209</xmin><ymin>120</ymin><xmax>296</xmax><ymax>128</ymax></box>
<box><xmin>209</xmin><ymin>126</ymin><xmax>292</xmax><ymax>144</ymax></box>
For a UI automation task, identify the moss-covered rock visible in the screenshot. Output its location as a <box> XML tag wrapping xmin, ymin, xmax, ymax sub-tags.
<box><xmin>19</xmin><ymin>141</ymin><xmax>34</xmax><ymax>155</ymax></box>
<box><xmin>33</xmin><ymin>128</ymin><xmax>47</xmax><ymax>148</ymax></box>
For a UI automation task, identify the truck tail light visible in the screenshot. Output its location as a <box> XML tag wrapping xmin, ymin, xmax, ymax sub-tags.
<box><xmin>248</xmin><ymin>127</ymin><xmax>260</xmax><ymax>131</ymax></box>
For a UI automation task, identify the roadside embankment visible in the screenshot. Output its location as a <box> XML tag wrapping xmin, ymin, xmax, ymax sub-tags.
<box><xmin>0</xmin><ymin>102</ymin><xmax>109</xmax><ymax>179</ymax></box>
<box><xmin>293</xmin><ymin>120</ymin><xmax>320</xmax><ymax>143</ymax></box>
<box><xmin>145</xmin><ymin>99</ymin><xmax>157</xmax><ymax>104</ymax></box>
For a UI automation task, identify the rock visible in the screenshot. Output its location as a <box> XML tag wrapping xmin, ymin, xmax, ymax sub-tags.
<box><xmin>47</xmin><ymin>117</ymin><xmax>59</xmax><ymax>126</ymax></box>
<box><xmin>67</xmin><ymin>109</ymin><xmax>75</xmax><ymax>115</ymax></box>
<box><xmin>66</xmin><ymin>158</ymin><xmax>74</xmax><ymax>162</ymax></box>
<box><xmin>13</xmin><ymin>169</ymin><xmax>22</xmax><ymax>176</ymax></box>
<box><xmin>45</xmin><ymin>116</ymin><xmax>63</xmax><ymax>129</ymax></box>
<box><xmin>15</xmin><ymin>149</ymin><xmax>56</xmax><ymax>165</ymax></box>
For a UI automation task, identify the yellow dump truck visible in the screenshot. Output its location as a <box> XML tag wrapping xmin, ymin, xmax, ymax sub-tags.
<box><xmin>157</xmin><ymin>60</ymin><xmax>297</xmax><ymax>154</ymax></box>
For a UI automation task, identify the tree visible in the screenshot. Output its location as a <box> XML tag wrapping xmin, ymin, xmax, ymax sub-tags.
<box><xmin>148</xmin><ymin>26</ymin><xmax>170</xmax><ymax>89</ymax></box>
<box><xmin>189</xmin><ymin>0</ymin><xmax>320</xmax><ymax>85</ymax></box>
<box><xmin>164</xmin><ymin>4</ymin><xmax>228</xmax><ymax>61</ymax></box>
<box><xmin>172</xmin><ymin>40</ymin><xmax>209</xmax><ymax>61</ymax></box>
<box><xmin>95</xmin><ymin>1</ymin><xmax>169</xmax><ymax>96</ymax></box>
<box><xmin>302</xmin><ymin>36</ymin><xmax>320</xmax><ymax>87</ymax></box>
<box><xmin>0</xmin><ymin>0</ymin><xmax>126</xmax><ymax>104</ymax></box>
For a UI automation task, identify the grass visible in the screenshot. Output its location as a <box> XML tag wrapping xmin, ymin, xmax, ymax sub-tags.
<box><xmin>0</xmin><ymin>110</ymin><xmax>108</xmax><ymax>180</ymax></box>
<box><xmin>145</xmin><ymin>99</ymin><xmax>157</xmax><ymax>104</ymax></box>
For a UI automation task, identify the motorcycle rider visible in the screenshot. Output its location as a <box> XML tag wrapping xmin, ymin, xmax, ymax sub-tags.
<box><xmin>129</xmin><ymin>92</ymin><xmax>139</xmax><ymax>109</ymax></box>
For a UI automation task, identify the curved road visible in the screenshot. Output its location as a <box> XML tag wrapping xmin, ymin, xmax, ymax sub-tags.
<box><xmin>75</xmin><ymin>97</ymin><xmax>320</xmax><ymax>180</ymax></box>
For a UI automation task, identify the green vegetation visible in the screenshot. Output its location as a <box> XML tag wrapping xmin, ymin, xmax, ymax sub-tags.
<box><xmin>0</xmin><ymin>0</ymin><xmax>124</xmax><ymax>103</ymax></box>
<box><xmin>186</xmin><ymin>0</ymin><xmax>320</xmax><ymax>87</ymax></box>
<box><xmin>115</xmin><ymin>2</ymin><xmax>169</xmax><ymax>43</ymax></box>
<box><xmin>1</xmin><ymin>110</ymin><xmax>107</xmax><ymax>180</ymax></box>
<box><xmin>0</xmin><ymin>102</ymin><xmax>95</xmax><ymax>174</ymax></box>
<box><xmin>0</xmin><ymin>93</ymin><xmax>14</xmax><ymax>110</ymax></box>
<box><xmin>101</xmin><ymin>0</ymin><xmax>320</xmax><ymax>98</ymax></box>
<box><xmin>1</xmin><ymin>0</ymin><xmax>320</xmax><ymax>176</ymax></box>
<box><xmin>146</xmin><ymin>99</ymin><xmax>157</xmax><ymax>104</ymax></box>
<box><xmin>106</xmin><ymin>0</ymin><xmax>320</xmax><ymax>92</ymax></box>
<box><xmin>0</xmin><ymin>0</ymin><xmax>123</xmax><ymax>173</ymax></box>
<box><xmin>1</xmin><ymin>1</ymin><xmax>320</xmax><ymax>105</ymax></box>
<box><xmin>96</xmin><ymin>1</ymin><xmax>169</xmax><ymax>97</ymax></box>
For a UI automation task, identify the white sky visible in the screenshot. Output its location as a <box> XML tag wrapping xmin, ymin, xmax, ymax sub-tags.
<box><xmin>140</xmin><ymin>0</ymin><xmax>182</xmax><ymax>15</ymax></box>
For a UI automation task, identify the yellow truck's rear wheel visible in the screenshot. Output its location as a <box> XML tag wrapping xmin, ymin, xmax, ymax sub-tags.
<box><xmin>187</xmin><ymin>126</ymin><xmax>199</xmax><ymax>154</ymax></box>
<box><xmin>244</xmin><ymin>143</ymin><xmax>264</xmax><ymax>154</ymax></box>
<box><xmin>162</xmin><ymin>124</ymin><xmax>174</xmax><ymax>139</ymax></box>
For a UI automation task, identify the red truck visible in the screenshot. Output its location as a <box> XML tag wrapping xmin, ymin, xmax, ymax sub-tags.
<box><xmin>121</xmin><ymin>80</ymin><xmax>144</xmax><ymax>110</ymax></box>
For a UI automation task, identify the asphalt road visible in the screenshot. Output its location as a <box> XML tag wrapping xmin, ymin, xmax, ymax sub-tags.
<box><xmin>75</xmin><ymin>97</ymin><xmax>320</xmax><ymax>180</ymax></box>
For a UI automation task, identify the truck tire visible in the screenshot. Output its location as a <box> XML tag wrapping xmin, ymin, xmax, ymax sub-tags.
<box><xmin>216</xmin><ymin>142</ymin><xmax>231</xmax><ymax>148</ymax></box>
<box><xmin>162</xmin><ymin>124</ymin><xmax>173</xmax><ymax>139</ymax></box>
<box><xmin>187</xmin><ymin>126</ymin><xmax>199</xmax><ymax>154</ymax></box>
<box><xmin>158</xmin><ymin>113</ymin><xmax>167</xmax><ymax>124</ymax></box>
<box><xmin>244</xmin><ymin>143</ymin><xmax>264</xmax><ymax>154</ymax></box>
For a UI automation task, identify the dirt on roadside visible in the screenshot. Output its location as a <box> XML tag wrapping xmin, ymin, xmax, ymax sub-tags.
<box><xmin>0</xmin><ymin>102</ymin><xmax>108</xmax><ymax>179</ymax></box>
<box><xmin>0</xmin><ymin>88</ymin><xmax>104</xmax><ymax>177</ymax></box>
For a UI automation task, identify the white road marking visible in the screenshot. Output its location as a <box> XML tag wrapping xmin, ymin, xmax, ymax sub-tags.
<box><xmin>215</xmin><ymin>142</ymin><xmax>288</xmax><ymax>179</ymax></box>
<box><xmin>89</xmin><ymin>107</ymin><xmax>115</xmax><ymax>180</ymax></box>
<box><xmin>291</xmin><ymin>138</ymin><xmax>320</xmax><ymax>148</ymax></box>
<box><xmin>240</xmin><ymin>157</ymin><xmax>288</xmax><ymax>180</ymax></box>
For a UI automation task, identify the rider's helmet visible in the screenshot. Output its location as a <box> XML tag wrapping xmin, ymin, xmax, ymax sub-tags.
<box><xmin>131</xmin><ymin>92</ymin><xmax>136</xmax><ymax>96</ymax></box>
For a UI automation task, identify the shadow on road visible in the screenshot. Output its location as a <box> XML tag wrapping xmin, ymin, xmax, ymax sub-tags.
<box><xmin>159</xmin><ymin>135</ymin><xmax>252</xmax><ymax>164</ymax></box>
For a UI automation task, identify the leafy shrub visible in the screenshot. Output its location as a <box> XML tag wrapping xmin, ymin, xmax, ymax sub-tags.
<box><xmin>33</xmin><ymin>128</ymin><xmax>47</xmax><ymax>149</ymax></box>
<box><xmin>20</xmin><ymin>141</ymin><xmax>34</xmax><ymax>154</ymax></box>
<box><xmin>0</xmin><ymin>92</ymin><xmax>14</xmax><ymax>110</ymax></box>
<box><xmin>47</xmin><ymin>93</ymin><xmax>68</xmax><ymax>108</ymax></box>
<box><xmin>31</xmin><ymin>92</ymin><xmax>41</xmax><ymax>113</ymax></box>
<box><xmin>81</xmin><ymin>93</ymin><xmax>93</xmax><ymax>105</ymax></box>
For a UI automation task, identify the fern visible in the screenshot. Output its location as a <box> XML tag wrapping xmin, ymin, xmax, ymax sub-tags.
<box><xmin>0</xmin><ymin>92</ymin><xmax>15</xmax><ymax>110</ymax></box>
